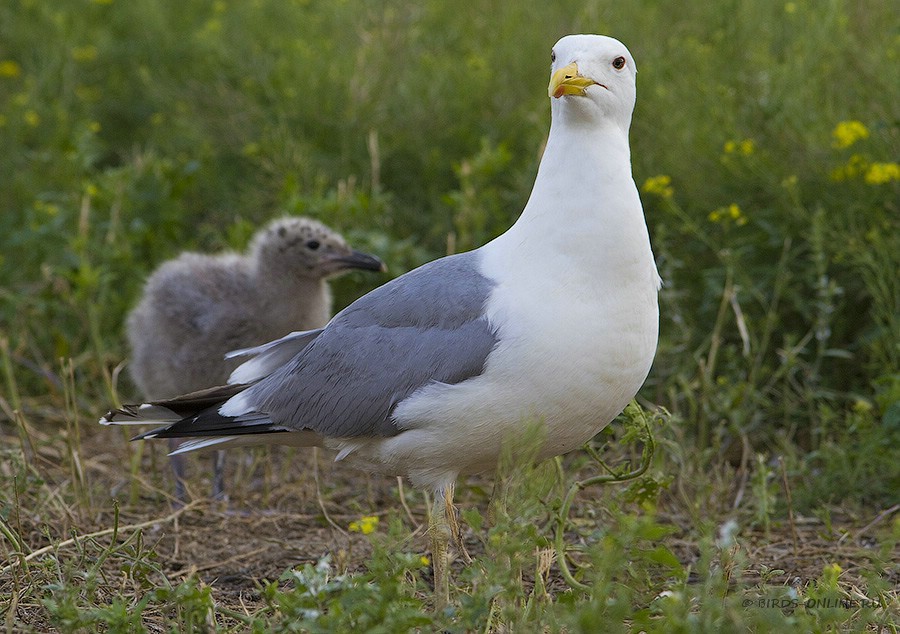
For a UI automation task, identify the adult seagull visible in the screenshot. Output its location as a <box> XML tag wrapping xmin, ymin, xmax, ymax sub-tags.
<box><xmin>102</xmin><ymin>34</ymin><xmax>660</xmax><ymax>606</ymax></box>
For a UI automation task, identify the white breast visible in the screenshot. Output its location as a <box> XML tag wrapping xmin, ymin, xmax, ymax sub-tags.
<box><xmin>376</xmin><ymin>225</ymin><xmax>658</xmax><ymax>488</ymax></box>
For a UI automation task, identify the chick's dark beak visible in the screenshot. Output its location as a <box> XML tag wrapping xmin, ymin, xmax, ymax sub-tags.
<box><xmin>326</xmin><ymin>249</ymin><xmax>387</xmax><ymax>273</ymax></box>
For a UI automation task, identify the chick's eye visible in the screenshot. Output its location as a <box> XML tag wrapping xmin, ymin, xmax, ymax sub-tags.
<box><xmin>612</xmin><ymin>56</ymin><xmax>626</xmax><ymax>70</ymax></box>
<box><xmin>306</xmin><ymin>240</ymin><xmax>320</xmax><ymax>250</ymax></box>
<box><xmin>550</xmin><ymin>49</ymin><xmax>556</xmax><ymax>63</ymax></box>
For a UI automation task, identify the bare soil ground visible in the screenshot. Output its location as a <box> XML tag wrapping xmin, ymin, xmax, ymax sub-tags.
<box><xmin>2</xmin><ymin>405</ymin><xmax>898</xmax><ymax>626</ymax></box>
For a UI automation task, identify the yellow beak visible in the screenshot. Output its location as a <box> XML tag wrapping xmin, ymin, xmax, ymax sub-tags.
<box><xmin>548</xmin><ymin>62</ymin><xmax>598</xmax><ymax>99</ymax></box>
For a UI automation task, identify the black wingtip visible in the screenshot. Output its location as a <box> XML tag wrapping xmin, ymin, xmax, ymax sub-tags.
<box><xmin>99</xmin><ymin>404</ymin><xmax>142</xmax><ymax>425</ymax></box>
<box><xmin>130</xmin><ymin>423</ymin><xmax>175</xmax><ymax>441</ymax></box>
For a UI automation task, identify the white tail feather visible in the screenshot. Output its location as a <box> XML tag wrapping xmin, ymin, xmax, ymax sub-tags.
<box><xmin>227</xmin><ymin>329</ymin><xmax>321</xmax><ymax>384</ymax></box>
<box><xmin>99</xmin><ymin>403</ymin><xmax>180</xmax><ymax>426</ymax></box>
<box><xmin>169</xmin><ymin>436</ymin><xmax>240</xmax><ymax>455</ymax></box>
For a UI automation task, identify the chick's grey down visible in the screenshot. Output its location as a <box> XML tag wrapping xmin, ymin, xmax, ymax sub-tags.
<box><xmin>127</xmin><ymin>217</ymin><xmax>384</xmax><ymax>400</ymax></box>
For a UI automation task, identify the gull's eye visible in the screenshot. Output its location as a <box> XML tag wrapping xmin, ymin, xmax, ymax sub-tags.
<box><xmin>550</xmin><ymin>49</ymin><xmax>556</xmax><ymax>63</ymax></box>
<box><xmin>612</xmin><ymin>56</ymin><xmax>626</xmax><ymax>70</ymax></box>
<box><xmin>306</xmin><ymin>240</ymin><xmax>320</xmax><ymax>250</ymax></box>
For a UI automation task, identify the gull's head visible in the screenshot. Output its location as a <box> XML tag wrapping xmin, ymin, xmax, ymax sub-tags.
<box><xmin>252</xmin><ymin>217</ymin><xmax>385</xmax><ymax>280</ymax></box>
<box><xmin>547</xmin><ymin>35</ymin><xmax>637</xmax><ymax>129</ymax></box>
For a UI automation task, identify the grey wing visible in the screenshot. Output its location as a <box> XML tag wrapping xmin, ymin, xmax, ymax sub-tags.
<box><xmin>244</xmin><ymin>251</ymin><xmax>498</xmax><ymax>438</ymax></box>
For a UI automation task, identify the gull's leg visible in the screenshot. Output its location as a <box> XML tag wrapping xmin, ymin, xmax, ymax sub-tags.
<box><xmin>429</xmin><ymin>485</ymin><xmax>452</xmax><ymax>609</ymax></box>
<box><xmin>168</xmin><ymin>438</ymin><xmax>187</xmax><ymax>505</ymax></box>
<box><xmin>444</xmin><ymin>483</ymin><xmax>472</xmax><ymax>564</ymax></box>
<box><xmin>211</xmin><ymin>450</ymin><xmax>227</xmax><ymax>501</ymax></box>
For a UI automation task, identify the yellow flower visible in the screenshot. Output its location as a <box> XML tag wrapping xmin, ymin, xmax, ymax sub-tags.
<box><xmin>832</xmin><ymin>120</ymin><xmax>869</xmax><ymax>148</ymax></box>
<box><xmin>724</xmin><ymin>139</ymin><xmax>754</xmax><ymax>156</ymax></box>
<box><xmin>830</xmin><ymin>154</ymin><xmax>868</xmax><ymax>181</ymax></box>
<box><xmin>708</xmin><ymin>203</ymin><xmax>747</xmax><ymax>226</ymax></box>
<box><xmin>420</xmin><ymin>555</ymin><xmax>430</xmax><ymax>566</ymax></box>
<box><xmin>348</xmin><ymin>515</ymin><xmax>379</xmax><ymax>535</ymax></box>
<box><xmin>863</xmin><ymin>162</ymin><xmax>900</xmax><ymax>185</ymax></box>
<box><xmin>89</xmin><ymin>121</ymin><xmax>101</xmax><ymax>133</ymax></box>
<box><xmin>641</xmin><ymin>174</ymin><xmax>674</xmax><ymax>199</ymax></box>
<box><xmin>0</xmin><ymin>60</ymin><xmax>21</xmax><ymax>78</ymax></box>
<box><xmin>34</xmin><ymin>200</ymin><xmax>60</xmax><ymax>216</ymax></box>
<box><xmin>72</xmin><ymin>45</ymin><xmax>98</xmax><ymax>62</ymax></box>
<box><xmin>24</xmin><ymin>110</ymin><xmax>40</xmax><ymax>127</ymax></box>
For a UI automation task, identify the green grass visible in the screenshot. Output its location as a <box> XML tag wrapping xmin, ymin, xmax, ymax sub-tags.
<box><xmin>1</xmin><ymin>0</ymin><xmax>898</xmax><ymax>630</ymax></box>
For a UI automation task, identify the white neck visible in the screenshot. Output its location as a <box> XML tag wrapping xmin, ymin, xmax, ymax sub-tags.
<box><xmin>522</xmin><ymin>116</ymin><xmax>633</xmax><ymax>219</ymax></box>
<box><xmin>493</xmin><ymin>114</ymin><xmax>653</xmax><ymax>288</ymax></box>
